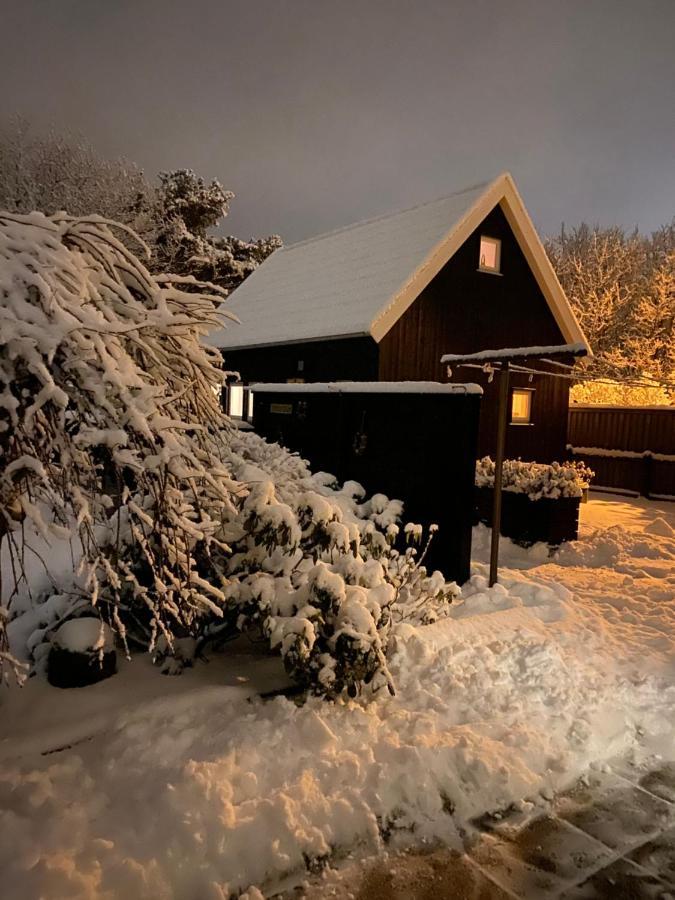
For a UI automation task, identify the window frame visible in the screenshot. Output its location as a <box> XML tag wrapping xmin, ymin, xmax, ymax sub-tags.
<box><xmin>478</xmin><ymin>235</ymin><xmax>502</xmax><ymax>275</ymax></box>
<box><xmin>510</xmin><ymin>387</ymin><xmax>535</xmax><ymax>425</ymax></box>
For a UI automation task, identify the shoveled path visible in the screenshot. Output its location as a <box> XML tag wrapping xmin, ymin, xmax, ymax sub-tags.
<box><xmin>293</xmin><ymin>760</ymin><xmax>675</xmax><ymax>899</ymax></box>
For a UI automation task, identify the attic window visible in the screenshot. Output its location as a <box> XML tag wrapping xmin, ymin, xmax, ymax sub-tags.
<box><xmin>511</xmin><ymin>388</ymin><xmax>534</xmax><ymax>424</ymax></box>
<box><xmin>478</xmin><ymin>236</ymin><xmax>501</xmax><ymax>274</ymax></box>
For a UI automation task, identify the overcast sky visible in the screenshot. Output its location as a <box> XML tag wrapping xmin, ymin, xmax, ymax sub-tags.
<box><xmin>1</xmin><ymin>0</ymin><xmax>673</xmax><ymax>243</ymax></box>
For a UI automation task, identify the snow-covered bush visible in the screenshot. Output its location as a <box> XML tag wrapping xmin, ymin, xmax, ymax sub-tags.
<box><xmin>0</xmin><ymin>210</ymin><xmax>238</xmax><ymax>679</ymax></box>
<box><xmin>475</xmin><ymin>457</ymin><xmax>594</xmax><ymax>501</ymax></box>
<box><xmin>217</xmin><ymin>431</ymin><xmax>459</xmax><ymax>696</ymax></box>
<box><xmin>0</xmin><ymin>212</ymin><xmax>454</xmax><ymax>695</ymax></box>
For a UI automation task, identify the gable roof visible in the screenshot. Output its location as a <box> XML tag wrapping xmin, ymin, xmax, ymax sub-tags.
<box><xmin>206</xmin><ymin>173</ymin><xmax>589</xmax><ymax>353</ymax></box>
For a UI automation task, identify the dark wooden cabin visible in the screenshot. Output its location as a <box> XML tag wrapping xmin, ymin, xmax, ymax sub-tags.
<box><xmin>207</xmin><ymin>173</ymin><xmax>590</xmax><ymax>462</ymax></box>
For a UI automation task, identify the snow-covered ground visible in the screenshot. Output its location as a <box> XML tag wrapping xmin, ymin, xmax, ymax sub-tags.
<box><xmin>0</xmin><ymin>493</ymin><xmax>674</xmax><ymax>899</ymax></box>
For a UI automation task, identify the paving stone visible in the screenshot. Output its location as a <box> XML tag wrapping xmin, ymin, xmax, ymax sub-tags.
<box><xmin>638</xmin><ymin>766</ymin><xmax>675</xmax><ymax>806</ymax></box>
<box><xmin>627</xmin><ymin>826</ymin><xmax>675</xmax><ymax>886</ymax></box>
<box><xmin>559</xmin><ymin>858</ymin><xmax>672</xmax><ymax>899</ymax></box>
<box><xmin>295</xmin><ymin>848</ymin><xmax>517</xmax><ymax>899</ymax></box>
<box><xmin>472</xmin><ymin>802</ymin><xmax>545</xmax><ymax>839</ymax></box>
<box><xmin>467</xmin><ymin>815</ymin><xmax>611</xmax><ymax>898</ymax></box>
<box><xmin>555</xmin><ymin>771</ymin><xmax>675</xmax><ymax>851</ymax></box>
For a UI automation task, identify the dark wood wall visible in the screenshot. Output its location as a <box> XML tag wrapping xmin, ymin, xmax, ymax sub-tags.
<box><xmin>378</xmin><ymin>205</ymin><xmax>564</xmax><ymax>378</ymax></box>
<box><xmin>467</xmin><ymin>363</ymin><xmax>572</xmax><ymax>462</ymax></box>
<box><xmin>378</xmin><ymin>204</ymin><xmax>571</xmax><ymax>461</ymax></box>
<box><xmin>222</xmin><ymin>336</ymin><xmax>379</xmax><ymax>384</ymax></box>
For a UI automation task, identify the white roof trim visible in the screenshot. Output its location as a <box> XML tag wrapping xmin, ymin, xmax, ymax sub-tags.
<box><xmin>370</xmin><ymin>172</ymin><xmax>590</xmax><ymax>351</ymax></box>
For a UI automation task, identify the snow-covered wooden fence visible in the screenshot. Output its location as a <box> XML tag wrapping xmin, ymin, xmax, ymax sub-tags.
<box><xmin>567</xmin><ymin>405</ymin><xmax>675</xmax><ymax>499</ymax></box>
<box><xmin>250</xmin><ymin>382</ymin><xmax>482</xmax><ymax>583</ymax></box>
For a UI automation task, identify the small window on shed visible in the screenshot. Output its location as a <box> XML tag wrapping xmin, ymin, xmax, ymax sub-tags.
<box><xmin>478</xmin><ymin>236</ymin><xmax>501</xmax><ymax>273</ymax></box>
<box><xmin>511</xmin><ymin>388</ymin><xmax>533</xmax><ymax>424</ymax></box>
<box><xmin>228</xmin><ymin>384</ymin><xmax>244</xmax><ymax>418</ymax></box>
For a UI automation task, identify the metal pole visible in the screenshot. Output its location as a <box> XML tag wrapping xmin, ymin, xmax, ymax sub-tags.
<box><xmin>489</xmin><ymin>361</ymin><xmax>510</xmax><ymax>587</ymax></box>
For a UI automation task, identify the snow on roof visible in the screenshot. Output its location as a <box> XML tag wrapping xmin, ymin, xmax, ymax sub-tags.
<box><xmin>206</xmin><ymin>173</ymin><xmax>590</xmax><ymax>353</ymax></box>
<box><xmin>206</xmin><ymin>180</ymin><xmax>492</xmax><ymax>350</ymax></box>
<box><xmin>250</xmin><ymin>381</ymin><xmax>483</xmax><ymax>395</ymax></box>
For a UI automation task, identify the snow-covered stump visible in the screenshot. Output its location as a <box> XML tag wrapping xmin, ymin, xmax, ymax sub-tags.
<box><xmin>48</xmin><ymin>619</ymin><xmax>117</xmax><ymax>689</ymax></box>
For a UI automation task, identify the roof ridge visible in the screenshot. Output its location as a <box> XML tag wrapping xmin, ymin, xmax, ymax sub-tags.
<box><xmin>280</xmin><ymin>176</ymin><xmax>498</xmax><ymax>253</ymax></box>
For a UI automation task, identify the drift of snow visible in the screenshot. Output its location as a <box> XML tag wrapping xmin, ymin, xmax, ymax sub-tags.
<box><xmin>0</xmin><ymin>493</ymin><xmax>673</xmax><ymax>898</ymax></box>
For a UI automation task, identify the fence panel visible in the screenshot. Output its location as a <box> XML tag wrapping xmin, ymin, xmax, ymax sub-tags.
<box><xmin>567</xmin><ymin>406</ymin><xmax>675</xmax><ymax>498</ymax></box>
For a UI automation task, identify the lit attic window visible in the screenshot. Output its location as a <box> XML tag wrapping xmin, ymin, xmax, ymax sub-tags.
<box><xmin>478</xmin><ymin>235</ymin><xmax>501</xmax><ymax>273</ymax></box>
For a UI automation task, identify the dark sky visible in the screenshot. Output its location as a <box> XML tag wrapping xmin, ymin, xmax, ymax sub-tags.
<box><xmin>1</xmin><ymin>0</ymin><xmax>673</xmax><ymax>243</ymax></box>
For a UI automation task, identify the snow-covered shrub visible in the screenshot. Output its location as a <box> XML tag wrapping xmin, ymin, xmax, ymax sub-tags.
<box><xmin>198</xmin><ymin>431</ymin><xmax>458</xmax><ymax>697</ymax></box>
<box><xmin>0</xmin><ymin>212</ymin><xmax>454</xmax><ymax>696</ymax></box>
<box><xmin>475</xmin><ymin>457</ymin><xmax>594</xmax><ymax>501</ymax></box>
<box><xmin>0</xmin><ymin>211</ymin><xmax>239</xmax><ymax>673</ymax></box>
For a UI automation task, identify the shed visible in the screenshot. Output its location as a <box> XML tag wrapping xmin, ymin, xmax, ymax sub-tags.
<box><xmin>207</xmin><ymin>172</ymin><xmax>590</xmax><ymax>462</ymax></box>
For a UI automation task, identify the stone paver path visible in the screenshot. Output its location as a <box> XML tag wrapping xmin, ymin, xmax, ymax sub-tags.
<box><xmin>292</xmin><ymin>761</ymin><xmax>675</xmax><ymax>899</ymax></box>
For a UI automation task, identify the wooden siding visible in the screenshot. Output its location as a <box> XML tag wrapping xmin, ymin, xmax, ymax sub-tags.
<box><xmin>222</xmin><ymin>336</ymin><xmax>379</xmax><ymax>385</ymax></box>
<box><xmin>470</xmin><ymin>364</ymin><xmax>572</xmax><ymax>462</ymax></box>
<box><xmin>568</xmin><ymin>406</ymin><xmax>675</xmax><ymax>454</ymax></box>
<box><xmin>568</xmin><ymin>406</ymin><xmax>675</xmax><ymax>497</ymax></box>
<box><xmin>378</xmin><ymin>205</ymin><xmax>571</xmax><ymax>461</ymax></box>
<box><xmin>378</xmin><ymin>205</ymin><xmax>564</xmax><ymax>380</ymax></box>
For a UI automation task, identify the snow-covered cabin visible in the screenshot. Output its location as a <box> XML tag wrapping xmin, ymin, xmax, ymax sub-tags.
<box><xmin>207</xmin><ymin>173</ymin><xmax>590</xmax><ymax>461</ymax></box>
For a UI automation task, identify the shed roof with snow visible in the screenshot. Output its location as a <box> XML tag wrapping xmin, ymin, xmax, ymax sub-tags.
<box><xmin>206</xmin><ymin>172</ymin><xmax>588</xmax><ymax>353</ymax></box>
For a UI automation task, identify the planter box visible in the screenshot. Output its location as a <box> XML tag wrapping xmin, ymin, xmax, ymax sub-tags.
<box><xmin>474</xmin><ymin>486</ymin><xmax>580</xmax><ymax>547</ymax></box>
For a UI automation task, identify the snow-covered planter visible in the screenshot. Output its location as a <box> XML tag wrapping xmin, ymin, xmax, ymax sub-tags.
<box><xmin>474</xmin><ymin>457</ymin><xmax>595</xmax><ymax>546</ymax></box>
<box><xmin>47</xmin><ymin>618</ymin><xmax>117</xmax><ymax>688</ymax></box>
<box><xmin>475</xmin><ymin>457</ymin><xmax>594</xmax><ymax>500</ymax></box>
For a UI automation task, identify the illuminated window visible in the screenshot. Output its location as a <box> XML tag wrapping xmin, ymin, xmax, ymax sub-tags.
<box><xmin>511</xmin><ymin>388</ymin><xmax>533</xmax><ymax>424</ymax></box>
<box><xmin>478</xmin><ymin>236</ymin><xmax>501</xmax><ymax>273</ymax></box>
<box><xmin>229</xmin><ymin>384</ymin><xmax>244</xmax><ymax>418</ymax></box>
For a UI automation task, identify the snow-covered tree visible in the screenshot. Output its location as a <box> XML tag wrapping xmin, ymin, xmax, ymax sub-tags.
<box><xmin>546</xmin><ymin>222</ymin><xmax>675</xmax><ymax>388</ymax></box>
<box><xmin>0</xmin><ymin>122</ymin><xmax>281</xmax><ymax>297</ymax></box>
<box><xmin>570</xmin><ymin>375</ymin><xmax>672</xmax><ymax>407</ymax></box>
<box><xmin>0</xmin><ymin>119</ymin><xmax>152</xmax><ymax>234</ymax></box>
<box><xmin>152</xmin><ymin>169</ymin><xmax>281</xmax><ymax>293</ymax></box>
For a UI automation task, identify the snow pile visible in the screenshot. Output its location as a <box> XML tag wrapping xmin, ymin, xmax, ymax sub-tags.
<box><xmin>1</xmin><ymin>496</ymin><xmax>674</xmax><ymax>898</ymax></box>
<box><xmin>475</xmin><ymin>456</ymin><xmax>594</xmax><ymax>500</ymax></box>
